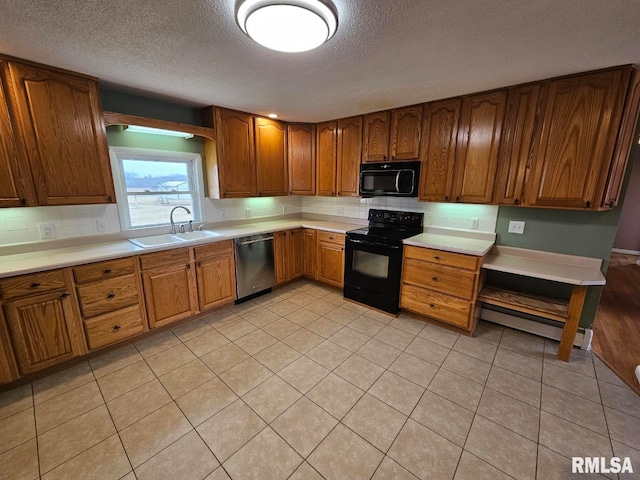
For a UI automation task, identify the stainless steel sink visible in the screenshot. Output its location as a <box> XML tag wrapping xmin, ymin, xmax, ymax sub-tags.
<box><xmin>128</xmin><ymin>230</ymin><xmax>223</xmax><ymax>248</ymax></box>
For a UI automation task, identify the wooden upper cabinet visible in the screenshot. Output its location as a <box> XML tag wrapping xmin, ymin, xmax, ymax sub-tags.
<box><xmin>215</xmin><ymin>108</ymin><xmax>257</xmax><ymax>198</ymax></box>
<box><xmin>526</xmin><ymin>68</ymin><xmax>630</xmax><ymax>209</ymax></box>
<box><xmin>0</xmin><ymin>64</ymin><xmax>36</xmax><ymax>208</ymax></box>
<box><xmin>362</xmin><ymin>111</ymin><xmax>390</xmax><ymax>163</ymax></box>
<box><xmin>390</xmin><ymin>105</ymin><xmax>423</xmax><ymax>160</ymax></box>
<box><xmin>288</xmin><ymin>123</ymin><xmax>316</xmax><ymax>195</ymax></box>
<box><xmin>337</xmin><ymin>116</ymin><xmax>363</xmax><ymax>197</ymax></box>
<box><xmin>255</xmin><ymin>117</ymin><xmax>287</xmax><ymax>196</ymax></box>
<box><xmin>5</xmin><ymin>61</ymin><xmax>114</xmax><ymax>206</ymax></box>
<box><xmin>419</xmin><ymin>98</ymin><xmax>461</xmax><ymax>202</ymax></box>
<box><xmin>316</xmin><ymin>121</ymin><xmax>338</xmax><ymax>196</ymax></box>
<box><xmin>452</xmin><ymin>90</ymin><xmax>507</xmax><ymax>204</ymax></box>
<box><xmin>494</xmin><ymin>85</ymin><xmax>541</xmax><ymax>206</ymax></box>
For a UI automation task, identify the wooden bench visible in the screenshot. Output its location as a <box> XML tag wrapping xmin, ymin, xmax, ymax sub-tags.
<box><xmin>480</xmin><ymin>247</ymin><xmax>606</xmax><ymax>362</ymax></box>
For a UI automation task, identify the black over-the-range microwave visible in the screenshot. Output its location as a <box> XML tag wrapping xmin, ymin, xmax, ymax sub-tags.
<box><xmin>359</xmin><ymin>161</ymin><xmax>421</xmax><ymax>197</ymax></box>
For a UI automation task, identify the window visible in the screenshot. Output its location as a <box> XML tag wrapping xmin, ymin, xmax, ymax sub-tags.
<box><xmin>110</xmin><ymin>147</ymin><xmax>204</xmax><ymax>229</ymax></box>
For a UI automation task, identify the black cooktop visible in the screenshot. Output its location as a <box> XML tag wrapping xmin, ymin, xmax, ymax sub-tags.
<box><xmin>346</xmin><ymin>209</ymin><xmax>424</xmax><ymax>244</ymax></box>
<box><xmin>346</xmin><ymin>226</ymin><xmax>420</xmax><ymax>243</ymax></box>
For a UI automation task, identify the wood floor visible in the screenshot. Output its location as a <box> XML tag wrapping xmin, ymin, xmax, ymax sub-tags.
<box><xmin>592</xmin><ymin>253</ymin><xmax>640</xmax><ymax>395</ymax></box>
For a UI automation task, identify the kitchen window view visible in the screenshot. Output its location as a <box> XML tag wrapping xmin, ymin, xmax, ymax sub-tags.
<box><xmin>110</xmin><ymin>148</ymin><xmax>204</xmax><ymax>229</ymax></box>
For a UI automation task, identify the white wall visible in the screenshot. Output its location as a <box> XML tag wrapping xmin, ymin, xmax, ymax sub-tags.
<box><xmin>0</xmin><ymin>195</ymin><xmax>497</xmax><ymax>246</ymax></box>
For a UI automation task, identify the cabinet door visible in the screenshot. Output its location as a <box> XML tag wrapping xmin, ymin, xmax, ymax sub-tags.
<box><xmin>526</xmin><ymin>70</ymin><xmax>627</xmax><ymax>208</ymax></box>
<box><xmin>337</xmin><ymin>116</ymin><xmax>363</xmax><ymax>197</ymax></box>
<box><xmin>288</xmin><ymin>124</ymin><xmax>316</xmax><ymax>195</ymax></box>
<box><xmin>289</xmin><ymin>228</ymin><xmax>304</xmax><ymax>280</ymax></box>
<box><xmin>362</xmin><ymin>112</ymin><xmax>390</xmax><ymax>163</ymax></box>
<box><xmin>215</xmin><ymin>108</ymin><xmax>257</xmax><ymax>198</ymax></box>
<box><xmin>0</xmin><ymin>64</ymin><xmax>36</xmax><ymax>208</ymax></box>
<box><xmin>196</xmin><ymin>254</ymin><xmax>236</xmax><ymax>311</ymax></box>
<box><xmin>304</xmin><ymin>229</ymin><xmax>318</xmax><ymax>280</ymax></box>
<box><xmin>390</xmin><ymin>105</ymin><xmax>422</xmax><ymax>160</ymax></box>
<box><xmin>494</xmin><ymin>85</ymin><xmax>541</xmax><ymax>206</ymax></box>
<box><xmin>452</xmin><ymin>90</ymin><xmax>507</xmax><ymax>204</ymax></box>
<box><xmin>316</xmin><ymin>121</ymin><xmax>337</xmax><ymax>196</ymax></box>
<box><xmin>5</xmin><ymin>62</ymin><xmax>114</xmax><ymax>205</ymax></box>
<box><xmin>274</xmin><ymin>231</ymin><xmax>289</xmax><ymax>285</ymax></box>
<box><xmin>318</xmin><ymin>241</ymin><xmax>344</xmax><ymax>288</ymax></box>
<box><xmin>0</xmin><ymin>308</ymin><xmax>19</xmax><ymax>383</ymax></box>
<box><xmin>143</xmin><ymin>263</ymin><xmax>197</xmax><ymax>328</ymax></box>
<box><xmin>255</xmin><ymin>117</ymin><xmax>287</xmax><ymax>196</ymax></box>
<box><xmin>419</xmin><ymin>99</ymin><xmax>461</xmax><ymax>202</ymax></box>
<box><xmin>5</xmin><ymin>291</ymin><xmax>81</xmax><ymax>374</ymax></box>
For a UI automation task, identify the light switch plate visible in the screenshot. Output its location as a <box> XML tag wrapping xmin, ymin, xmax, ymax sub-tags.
<box><xmin>508</xmin><ymin>220</ymin><xmax>525</xmax><ymax>234</ymax></box>
<box><xmin>245</xmin><ymin>208</ymin><xmax>251</xmax><ymax>218</ymax></box>
<box><xmin>471</xmin><ymin>218</ymin><xmax>479</xmax><ymax>229</ymax></box>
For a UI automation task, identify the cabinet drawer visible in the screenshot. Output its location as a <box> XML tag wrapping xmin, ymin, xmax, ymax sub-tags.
<box><xmin>73</xmin><ymin>257</ymin><xmax>136</xmax><ymax>284</ymax></box>
<box><xmin>402</xmin><ymin>258</ymin><xmax>476</xmax><ymax>299</ymax></box>
<box><xmin>194</xmin><ymin>240</ymin><xmax>233</xmax><ymax>259</ymax></box>
<box><xmin>401</xmin><ymin>283</ymin><xmax>472</xmax><ymax>328</ymax></box>
<box><xmin>139</xmin><ymin>248</ymin><xmax>190</xmax><ymax>270</ymax></box>
<box><xmin>0</xmin><ymin>270</ymin><xmax>67</xmax><ymax>300</ymax></box>
<box><xmin>404</xmin><ymin>245</ymin><xmax>479</xmax><ymax>271</ymax></box>
<box><xmin>84</xmin><ymin>305</ymin><xmax>145</xmax><ymax>350</ymax></box>
<box><xmin>76</xmin><ymin>274</ymin><xmax>139</xmax><ymax>318</ymax></box>
<box><xmin>318</xmin><ymin>231</ymin><xmax>345</xmax><ymax>245</ymax></box>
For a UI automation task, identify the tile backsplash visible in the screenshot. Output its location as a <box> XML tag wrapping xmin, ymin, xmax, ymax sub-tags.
<box><xmin>302</xmin><ymin>196</ymin><xmax>498</xmax><ymax>232</ymax></box>
<box><xmin>0</xmin><ymin>195</ymin><xmax>497</xmax><ymax>246</ymax></box>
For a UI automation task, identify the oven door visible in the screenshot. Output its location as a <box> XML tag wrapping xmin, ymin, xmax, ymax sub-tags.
<box><xmin>344</xmin><ymin>236</ymin><xmax>404</xmax><ymax>308</ymax></box>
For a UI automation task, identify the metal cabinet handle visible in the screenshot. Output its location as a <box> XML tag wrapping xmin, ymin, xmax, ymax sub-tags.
<box><xmin>432</xmin><ymin>277</ymin><xmax>438</xmax><ymax>282</ymax></box>
<box><xmin>107</xmin><ymin>293</ymin><xmax>116</xmax><ymax>299</ymax></box>
<box><xmin>20</xmin><ymin>198</ymin><xmax>27</xmax><ymax>205</ymax></box>
<box><xmin>434</xmin><ymin>256</ymin><xmax>440</xmax><ymax>260</ymax></box>
<box><xmin>586</xmin><ymin>200</ymin><xmax>592</xmax><ymax>208</ymax></box>
<box><xmin>103</xmin><ymin>269</ymin><xmax>112</xmax><ymax>274</ymax></box>
<box><xmin>382</xmin><ymin>155</ymin><xmax>387</xmax><ymax>161</ymax></box>
<box><xmin>444</xmin><ymin>195</ymin><xmax>449</xmax><ymax>201</ymax></box>
<box><xmin>187</xmin><ymin>264</ymin><xmax>191</xmax><ymax>270</ymax></box>
<box><xmin>607</xmin><ymin>201</ymin><xmax>615</xmax><ymax>208</ymax></box>
<box><xmin>456</xmin><ymin>196</ymin><xmax>461</xmax><ymax>202</ymax></box>
<box><xmin>30</xmin><ymin>282</ymin><xmax>41</xmax><ymax>288</ymax></box>
<box><xmin>60</xmin><ymin>292</ymin><xmax>70</xmax><ymax>299</ymax></box>
<box><xmin>514</xmin><ymin>198</ymin><xmax>519</xmax><ymax>205</ymax></box>
<box><xmin>429</xmin><ymin>303</ymin><xmax>435</xmax><ymax>308</ymax></box>
<box><xmin>112</xmin><ymin>325</ymin><xmax>121</xmax><ymax>332</ymax></box>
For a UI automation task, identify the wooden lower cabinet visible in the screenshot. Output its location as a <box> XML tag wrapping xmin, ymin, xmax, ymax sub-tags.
<box><xmin>274</xmin><ymin>229</ymin><xmax>304</xmax><ymax>285</ymax></box>
<box><xmin>140</xmin><ymin>249</ymin><xmax>197</xmax><ymax>329</ymax></box>
<box><xmin>317</xmin><ymin>232</ymin><xmax>345</xmax><ymax>288</ymax></box>
<box><xmin>400</xmin><ymin>245</ymin><xmax>484</xmax><ymax>332</ymax></box>
<box><xmin>4</xmin><ymin>291</ymin><xmax>84</xmax><ymax>375</ymax></box>
<box><xmin>194</xmin><ymin>240</ymin><xmax>236</xmax><ymax>311</ymax></box>
<box><xmin>303</xmin><ymin>229</ymin><xmax>318</xmax><ymax>280</ymax></box>
<box><xmin>0</xmin><ymin>308</ymin><xmax>20</xmax><ymax>383</ymax></box>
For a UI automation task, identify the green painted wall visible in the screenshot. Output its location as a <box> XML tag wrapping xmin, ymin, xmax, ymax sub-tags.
<box><xmin>106</xmin><ymin>125</ymin><xmax>204</xmax><ymax>155</ymax></box>
<box><xmin>99</xmin><ymin>87</ymin><xmax>202</xmax><ymax>125</ymax></box>
<box><xmin>492</xmin><ymin>144</ymin><xmax>639</xmax><ymax>328</ymax></box>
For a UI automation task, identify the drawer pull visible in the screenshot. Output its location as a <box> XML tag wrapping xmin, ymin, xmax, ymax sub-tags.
<box><xmin>107</xmin><ymin>293</ymin><xmax>116</xmax><ymax>299</ymax></box>
<box><xmin>103</xmin><ymin>269</ymin><xmax>112</xmax><ymax>275</ymax></box>
<box><xmin>429</xmin><ymin>303</ymin><xmax>435</xmax><ymax>308</ymax></box>
<box><xmin>187</xmin><ymin>264</ymin><xmax>191</xmax><ymax>270</ymax></box>
<box><xmin>112</xmin><ymin>325</ymin><xmax>121</xmax><ymax>332</ymax></box>
<box><xmin>30</xmin><ymin>282</ymin><xmax>41</xmax><ymax>288</ymax></box>
<box><xmin>434</xmin><ymin>256</ymin><xmax>440</xmax><ymax>261</ymax></box>
<box><xmin>60</xmin><ymin>292</ymin><xmax>70</xmax><ymax>299</ymax></box>
<box><xmin>432</xmin><ymin>277</ymin><xmax>438</xmax><ymax>282</ymax></box>
<box><xmin>197</xmin><ymin>261</ymin><xmax>202</xmax><ymax>267</ymax></box>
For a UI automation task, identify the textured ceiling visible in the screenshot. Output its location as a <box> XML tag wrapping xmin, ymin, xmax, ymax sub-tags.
<box><xmin>0</xmin><ymin>0</ymin><xmax>639</xmax><ymax>122</ymax></box>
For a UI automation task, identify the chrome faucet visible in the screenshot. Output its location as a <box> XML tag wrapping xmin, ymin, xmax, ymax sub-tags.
<box><xmin>170</xmin><ymin>206</ymin><xmax>191</xmax><ymax>234</ymax></box>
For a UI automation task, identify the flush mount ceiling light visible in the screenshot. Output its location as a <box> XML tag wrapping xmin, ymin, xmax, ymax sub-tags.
<box><xmin>236</xmin><ymin>0</ymin><xmax>338</xmax><ymax>53</ymax></box>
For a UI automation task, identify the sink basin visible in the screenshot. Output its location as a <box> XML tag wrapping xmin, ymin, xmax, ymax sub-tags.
<box><xmin>173</xmin><ymin>230</ymin><xmax>223</xmax><ymax>241</ymax></box>
<box><xmin>128</xmin><ymin>230</ymin><xmax>223</xmax><ymax>248</ymax></box>
<box><xmin>129</xmin><ymin>234</ymin><xmax>187</xmax><ymax>248</ymax></box>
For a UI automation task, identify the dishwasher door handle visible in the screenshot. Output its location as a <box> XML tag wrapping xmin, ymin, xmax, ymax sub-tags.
<box><xmin>238</xmin><ymin>236</ymin><xmax>274</xmax><ymax>246</ymax></box>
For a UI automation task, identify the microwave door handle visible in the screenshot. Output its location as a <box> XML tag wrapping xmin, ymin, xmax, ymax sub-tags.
<box><xmin>395</xmin><ymin>171</ymin><xmax>401</xmax><ymax>193</ymax></box>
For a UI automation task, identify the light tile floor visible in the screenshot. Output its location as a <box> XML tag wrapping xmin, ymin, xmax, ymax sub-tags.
<box><xmin>1</xmin><ymin>280</ymin><xmax>639</xmax><ymax>480</ymax></box>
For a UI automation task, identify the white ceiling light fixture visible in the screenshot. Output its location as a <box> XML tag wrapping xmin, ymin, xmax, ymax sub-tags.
<box><xmin>236</xmin><ymin>0</ymin><xmax>338</xmax><ymax>53</ymax></box>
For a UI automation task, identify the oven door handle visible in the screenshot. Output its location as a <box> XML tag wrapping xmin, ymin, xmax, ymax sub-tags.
<box><xmin>348</xmin><ymin>238</ymin><xmax>402</xmax><ymax>250</ymax></box>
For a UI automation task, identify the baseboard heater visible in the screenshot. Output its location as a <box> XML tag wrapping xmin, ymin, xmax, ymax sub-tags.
<box><xmin>480</xmin><ymin>306</ymin><xmax>593</xmax><ymax>351</ymax></box>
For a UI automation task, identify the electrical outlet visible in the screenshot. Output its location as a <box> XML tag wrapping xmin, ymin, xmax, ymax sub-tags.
<box><xmin>471</xmin><ymin>218</ymin><xmax>479</xmax><ymax>229</ymax></box>
<box><xmin>38</xmin><ymin>223</ymin><xmax>57</xmax><ymax>239</ymax></box>
<box><xmin>508</xmin><ymin>220</ymin><xmax>526</xmax><ymax>234</ymax></box>
<box><xmin>337</xmin><ymin>207</ymin><xmax>345</xmax><ymax>215</ymax></box>
<box><xmin>246</xmin><ymin>208</ymin><xmax>251</xmax><ymax>218</ymax></box>
<box><xmin>282</xmin><ymin>206</ymin><xmax>286</xmax><ymax>214</ymax></box>
<box><xmin>95</xmin><ymin>218</ymin><xmax>108</xmax><ymax>233</ymax></box>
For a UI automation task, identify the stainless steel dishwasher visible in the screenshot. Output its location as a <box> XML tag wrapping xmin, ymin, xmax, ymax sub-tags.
<box><xmin>234</xmin><ymin>233</ymin><xmax>275</xmax><ymax>301</ymax></box>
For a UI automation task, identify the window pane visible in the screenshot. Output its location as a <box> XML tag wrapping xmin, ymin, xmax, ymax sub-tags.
<box><xmin>122</xmin><ymin>159</ymin><xmax>191</xmax><ymax>192</ymax></box>
<box><xmin>127</xmin><ymin>193</ymin><xmax>195</xmax><ymax>228</ymax></box>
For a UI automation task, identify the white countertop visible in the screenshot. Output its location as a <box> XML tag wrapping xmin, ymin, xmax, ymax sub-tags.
<box><xmin>482</xmin><ymin>246</ymin><xmax>606</xmax><ymax>286</ymax></box>
<box><xmin>0</xmin><ymin>219</ymin><xmax>361</xmax><ymax>278</ymax></box>
<box><xmin>403</xmin><ymin>227</ymin><xmax>496</xmax><ymax>256</ymax></box>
